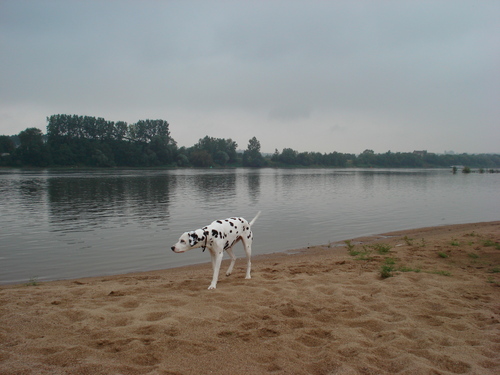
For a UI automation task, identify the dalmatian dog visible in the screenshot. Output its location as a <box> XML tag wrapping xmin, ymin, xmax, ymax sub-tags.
<box><xmin>171</xmin><ymin>212</ymin><xmax>261</xmax><ymax>289</ymax></box>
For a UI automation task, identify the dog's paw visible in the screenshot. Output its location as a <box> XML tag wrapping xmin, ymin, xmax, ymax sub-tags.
<box><xmin>245</xmin><ymin>275</ymin><xmax>251</xmax><ymax>280</ymax></box>
<box><xmin>208</xmin><ymin>284</ymin><xmax>217</xmax><ymax>290</ymax></box>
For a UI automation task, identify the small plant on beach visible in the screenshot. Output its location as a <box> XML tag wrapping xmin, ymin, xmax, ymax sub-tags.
<box><xmin>344</xmin><ymin>240</ymin><xmax>356</xmax><ymax>254</ymax></box>
<box><xmin>371</xmin><ymin>243</ymin><xmax>392</xmax><ymax>254</ymax></box>
<box><xmin>345</xmin><ymin>240</ymin><xmax>367</xmax><ymax>257</ymax></box>
<box><xmin>482</xmin><ymin>239</ymin><xmax>500</xmax><ymax>249</ymax></box>
<box><xmin>489</xmin><ymin>267</ymin><xmax>500</xmax><ymax>273</ymax></box>
<box><xmin>398</xmin><ymin>266</ymin><xmax>421</xmax><ymax>273</ymax></box>
<box><xmin>438</xmin><ymin>252</ymin><xmax>449</xmax><ymax>259</ymax></box>
<box><xmin>25</xmin><ymin>276</ymin><xmax>39</xmax><ymax>286</ymax></box>
<box><xmin>355</xmin><ymin>247</ymin><xmax>373</xmax><ymax>260</ymax></box>
<box><xmin>420</xmin><ymin>238</ymin><xmax>427</xmax><ymax>247</ymax></box>
<box><xmin>349</xmin><ymin>249</ymin><xmax>362</xmax><ymax>256</ymax></box>
<box><xmin>468</xmin><ymin>253</ymin><xmax>479</xmax><ymax>259</ymax></box>
<box><xmin>403</xmin><ymin>236</ymin><xmax>414</xmax><ymax>246</ymax></box>
<box><xmin>379</xmin><ymin>257</ymin><xmax>423</xmax><ymax>278</ymax></box>
<box><xmin>384</xmin><ymin>257</ymin><xmax>396</xmax><ymax>265</ymax></box>
<box><xmin>450</xmin><ymin>240</ymin><xmax>460</xmax><ymax>246</ymax></box>
<box><xmin>380</xmin><ymin>264</ymin><xmax>394</xmax><ymax>279</ymax></box>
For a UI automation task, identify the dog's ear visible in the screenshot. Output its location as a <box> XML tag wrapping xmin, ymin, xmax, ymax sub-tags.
<box><xmin>195</xmin><ymin>229</ymin><xmax>206</xmax><ymax>242</ymax></box>
<box><xmin>188</xmin><ymin>229</ymin><xmax>206</xmax><ymax>247</ymax></box>
<box><xmin>188</xmin><ymin>231</ymin><xmax>199</xmax><ymax>247</ymax></box>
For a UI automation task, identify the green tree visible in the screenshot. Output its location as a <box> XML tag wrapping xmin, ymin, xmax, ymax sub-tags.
<box><xmin>49</xmin><ymin>143</ymin><xmax>75</xmax><ymax>166</ymax></box>
<box><xmin>129</xmin><ymin>119</ymin><xmax>171</xmax><ymax>143</ymax></box>
<box><xmin>0</xmin><ymin>135</ymin><xmax>15</xmax><ymax>154</ymax></box>
<box><xmin>113</xmin><ymin>121</ymin><xmax>128</xmax><ymax>140</ymax></box>
<box><xmin>242</xmin><ymin>137</ymin><xmax>265</xmax><ymax>167</ymax></box>
<box><xmin>146</xmin><ymin>135</ymin><xmax>176</xmax><ymax>165</ymax></box>
<box><xmin>16</xmin><ymin>128</ymin><xmax>50</xmax><ymax>166</ymax></box>
<box><xmin>112</xmin><ymin>140</ymin><xmax>142</xmax><ymax>167</ymax></box>
<box><xmin>271</xmin><ymin>149</ymin><xmax>280</xmax><ymax>163</ymax></box>
<box><xmin>191</xmin><ymin>136</ymin><xmax>238</xmax><ymax>166</ymax></box>
<box><xmin>89</xmin><ymin>142</ymin><xmax>115</xmax><ymax>167</ymax></box>
<box><xmin>356</xmin><ymin>149</ymin><xmax>376</xmax><ymax>167</ymax></box>
<box><xmin>45</xmin><ymin>114</ymin><xmax>177</xmax><ymax>167</ymax></box>
<box><xmin>190</xmin><ymin>150</ymin><xmax>214</xmax><ymax>167</ymax></box>
<box><xmin>297</xmin><ymin>152</ymin><xmax>314</xmax><ymax>166</ymax></box>
<box><xmin>279</xmin><ymin>148</ymin><xmax>298</xmax><ymax>165</ymax></box>
<box><xmin>214</xmin><ymin>151</ymin><xmax>230</xmax><ymax>166</ymax></box>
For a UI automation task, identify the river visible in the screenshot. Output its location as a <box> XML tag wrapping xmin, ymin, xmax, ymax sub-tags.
<box><xmin>1</xmin><ymin>168</ymin><xmax>498</xmax><ymax>284</ymax></box>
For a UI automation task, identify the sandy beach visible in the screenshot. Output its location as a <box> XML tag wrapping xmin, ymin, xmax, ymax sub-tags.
<box><xmin>1</xmin><ymin>221</ymin><xmax>499</xmax><ymax>374</ymax></box>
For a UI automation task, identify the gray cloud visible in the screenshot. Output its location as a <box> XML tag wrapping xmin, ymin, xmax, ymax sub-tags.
<box><xmin>1</xmin><ymin>0</ymin><xmax>499</xmax><ymax>154</ymax></box>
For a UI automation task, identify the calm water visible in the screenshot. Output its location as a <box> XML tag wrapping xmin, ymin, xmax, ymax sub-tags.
<box><xmin>1</xmin><ymin>168</ymin><xmax>499</xmax><ymax>284</ymax></box>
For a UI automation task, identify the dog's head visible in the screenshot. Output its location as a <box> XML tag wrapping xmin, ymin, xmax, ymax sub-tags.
<box><xmin>171</xmin><ymin>229</ymin><xmax>206</xmax><ymax>253</ymax></box>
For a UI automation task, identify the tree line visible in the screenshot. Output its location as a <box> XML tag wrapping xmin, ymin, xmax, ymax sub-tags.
<box><xmin>1</xmin><ymin>114</ymin><xmax>499</xmax><ymax>169</ymax></box>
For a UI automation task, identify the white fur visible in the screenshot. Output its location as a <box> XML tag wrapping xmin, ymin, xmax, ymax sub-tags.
<box><xmin>171</xmin><ymin>212</ymin><xmax>261</xmax><ymax>289</ymax></box>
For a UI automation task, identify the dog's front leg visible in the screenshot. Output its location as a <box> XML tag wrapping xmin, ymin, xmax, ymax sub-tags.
<box><xmin>208</xmin><ymin>251</ymin><xmax>224</xmax><ymax>290</ymax></box>
<box><xmin>225</xmin><ymin>247</ymin><xmax>237</xmax><ymax>276</ymax></box>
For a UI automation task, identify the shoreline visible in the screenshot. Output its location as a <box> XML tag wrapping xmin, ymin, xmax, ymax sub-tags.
<box><xmin>1</xmin><ymin>221</ymin><xmax>499</xmax><ymax>374</ymax></box>
<box><xmin>2</xmin><ymin>220</ymin><xmax>496</xmax><ymax>287</ymax></box>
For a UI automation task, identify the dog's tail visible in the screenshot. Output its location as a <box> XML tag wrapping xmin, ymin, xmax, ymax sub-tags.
<box><xmin>249</xmin><ymin>211</ymin><xmax>261</xmax><ymax>226</ymax></box>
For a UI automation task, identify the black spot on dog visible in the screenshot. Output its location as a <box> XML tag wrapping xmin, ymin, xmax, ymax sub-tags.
<box><xmin>211</xmin><ymin>229</ymin><xmax>219</xmax><ymax>238</ymax></box>
<box><xmin>229</xmin><ymin>222</ymin><xmax>234</xmax><ymax>227</ymax></box>
<box><xmin>216</xmin><ymin>220</ymin><xmax>223</xmax><ymax>224</ymax></box>
<box><xmin>224</xmin><ymin>241</ymin><xmax>230</xmax><ymax>250</ymax></box>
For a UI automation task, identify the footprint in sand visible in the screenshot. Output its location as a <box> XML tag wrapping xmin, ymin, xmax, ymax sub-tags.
<box><xmin>257</xmin><ymin>328</ymin><xmax>280</xmax><ymax>338</ymax></box>
<box><xmin>144</xmin><ymin>311</ymin><xmax>171</xmax><ymax>322</ymax></box>
<box><xmin>120</xmin><ymin>299</ymin><xmax>140</xmax><ymax>309</ymax></box>
<box><xmin>296</xmin><ymin>329</ymin><xmax>334</xmax><ymax>347</ymax></box>
<box><xmin>134</xmin><ymin>325</ymin><xmax>157</xmax><ymax>335</ymax></box>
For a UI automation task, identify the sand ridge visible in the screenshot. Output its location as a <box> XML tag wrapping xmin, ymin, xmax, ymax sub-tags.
<box><xmin>1</xmin><ymin>221</ymin><xmax>499</xmax><ymax>374</ymax></box>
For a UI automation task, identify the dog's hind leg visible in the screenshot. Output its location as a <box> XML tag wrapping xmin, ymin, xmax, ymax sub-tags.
<box><xmin>225</xmin><ymin>247</ymin><xmax>237</xmax><ymax>276</ymax></box>
<box><xmin>241</xmin><ymin>236</ymin><xmax>252</xmax><ymax>280</ymax></box>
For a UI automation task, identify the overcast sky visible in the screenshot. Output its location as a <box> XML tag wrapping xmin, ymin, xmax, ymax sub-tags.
<box><xmin>1</xmin><ymin>0</ymin><xmax>499</xmax><ymax>154</ymax></box>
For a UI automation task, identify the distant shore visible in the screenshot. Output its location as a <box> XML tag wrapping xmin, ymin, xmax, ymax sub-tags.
<box><xmin>1</xmin><ymin>221</ymin><xmax>499</xmax><ymax>374</ymax></box>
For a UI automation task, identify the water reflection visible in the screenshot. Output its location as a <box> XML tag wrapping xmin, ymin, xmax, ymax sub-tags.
<box><xmin>247</xmin><ymin>170</ymin><xmax>261</xmax><ymax>203</ymax></box>
<box><xmin>47</xmin><ymin>174</ymin><xmax>174</xmax><ymax>229</ymax></box>
<box><xmin>191</xmin><ymin>172</ymin><xmax>237</xmax><ymax>202</ymax></box>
